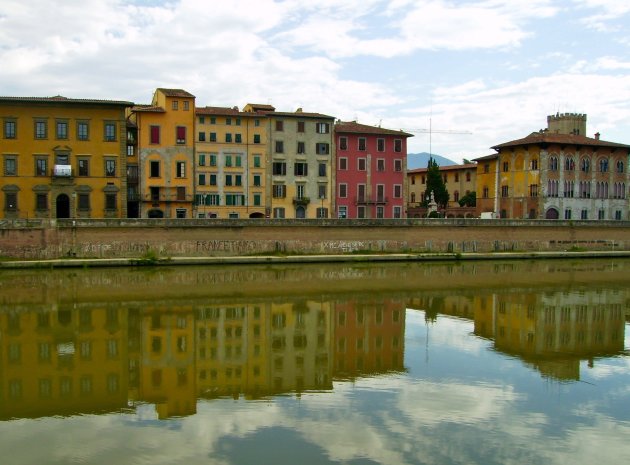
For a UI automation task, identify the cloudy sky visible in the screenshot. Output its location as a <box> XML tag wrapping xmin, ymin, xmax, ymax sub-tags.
<box><xmin>1</xmin><ymin>0</ymin><xmax>629</xmax><ymax>162</ymax></box>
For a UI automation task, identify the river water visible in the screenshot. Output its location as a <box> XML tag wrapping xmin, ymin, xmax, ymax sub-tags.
<box><xmin>0</xmin><ymin>259</ymin><xmax>629</xmax><ymax>465</ymax></box>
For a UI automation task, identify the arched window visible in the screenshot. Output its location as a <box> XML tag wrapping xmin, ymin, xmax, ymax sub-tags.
<box><xmin>599</xmin><ymin>158</ymin><xmax>609</xmax><ymax>172</ymax></box>
<box><xmin>565</xmin><ymin>157</ymin><xmax>575</xmax><ymax>171</ymax></box>
<box><xmin>617</xmin><ymin>160</ymin><xmax>624</xmax><ymax>173</ymax></box>
<box><xmin>581</xmin><ymin>158</ymin><xmax>590</xmax><ymax>172</ymax></box>
<box><xmin>549</xmin><ymin>156</ymin><xmax>558</xmax><ymax>171</ymax></box>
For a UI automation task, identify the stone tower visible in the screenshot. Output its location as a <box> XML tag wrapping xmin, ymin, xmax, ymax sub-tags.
<box><xmin>547</xmin><ymin>112</ymin><xmax>587</xmax><ymax>135</ymax></box>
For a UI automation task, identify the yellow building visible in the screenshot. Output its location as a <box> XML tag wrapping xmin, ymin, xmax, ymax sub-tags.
<box><xmin>473</xmin><ymin>154</ymin><xmax>499</xmax><ymax>217</ymax></box>
<box><xmin>194</xmin><ymin>106</ymin><xmax>267</xmax><ymax>218</ymax></box>
<box><xmin>128</xmin><ymin>89</ymin><xmax>196</xmax><ymax>218</ymax></box>
<box><xmin>1</xmin><ymin>96</ymin><xmax>132</xmax><ymax>219</ymax></box>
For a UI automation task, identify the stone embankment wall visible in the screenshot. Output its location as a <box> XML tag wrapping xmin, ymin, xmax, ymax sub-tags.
<box><xmin>1</xmin><ymin>218</ymin><xmax>629</xmax><ymax>260</ymax></box>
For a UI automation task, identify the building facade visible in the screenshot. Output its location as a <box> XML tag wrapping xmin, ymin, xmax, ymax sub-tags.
<box><xmin>1</xmin><ymin>96</ymin><xmax>132</xmax><ymax>219</ymax></box>
<box><xmin>128</xmin><ymin>89</ymin><xmax>196</xmax><ymax>218</ymax></box>
<box><xmin>334</xmin><ymin>121</ymin><xmax>412</xmax><ymax>219</ymax></box>
<box><xmin>483</xmin><ymin>114</ymin><xmax>630</xmax><ymax>220</ymax></box>
<box><xmin>248</xmin><ymin>105</ymin><xmax>335</xmax><ymax>219</ymax></box>
<box><xmin>194</xmin><ymin>106</ymin><xmax>267</xmax><ymax>219</ymax></box>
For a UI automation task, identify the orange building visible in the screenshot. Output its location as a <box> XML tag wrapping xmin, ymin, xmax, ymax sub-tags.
<box><xmin>128</xmin><ymin>89</ymin><xmax>196</xmax><ymax>218</ymax></box>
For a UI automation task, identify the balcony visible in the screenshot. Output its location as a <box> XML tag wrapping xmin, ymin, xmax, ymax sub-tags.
<box><xmin>355</xmin><ymin>196</ymin><xmax>388</xmax><ymax>205</ymax></box>
<box><xmin>293</xmin><ymin>196</ymin><xmax>310</xmax><ymax>206</ymax></box>
<box><xmin>144</xmin><ymin>189</ymin><xmax>193</xmax><ymax>203</ymax></box>
<box><xmin>53</xmin><ymin>165</ymin><xmax>72</xmax><ymax>177</ymax></box>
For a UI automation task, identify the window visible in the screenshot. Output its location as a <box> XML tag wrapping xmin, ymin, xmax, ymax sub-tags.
<box><xmin>599</xmin><ymin>158</ymin><xmax>609</xmax><ymax>172</ymax></box>
<box><xmin>338</xmin><ymin>183</ymin><xmax>347</xmax><ymax>198</ymax></box>
<box><xmin>318</xmin><ymin>163</ymin><xmax>326</xmax><ymax>177</ymax></box>
<box><xmin>78</xmin><ymin>158</ymin><xmax>89</xmax><ymax>176</ymax></box>
<box><xmin>210</xmin><ymin>154</ymin><xmax>217</xmax><ymax>166</ymax></box>
<box><xmin>454</xmin><ymin>191</ymin><xmax>460</xmax><ymax>202</ymax></box>
<box><xmin>549</xmin><ymin>156</ymin><xmax>558</xmax><ymax>171</ymax></box>
<box><xmin>77</xmin><ymin>193</ymin><xmax>89</xmax><ymax>211</ymax></box>
<box><xmin>150</xmin><ymin>126</ymin><xmax>160</xmax><ymax>144</ymax></box>
<box><xmin>358</xmin><ymin>158</ymin><xmax>366</xmax><ymax>171</ymax></box>
<box><xmin>225</xmin><ymin>155</ymin><xmax>232</xmax><ymax>167</ymax></box>
<box><xmin>225</xmin><ymin>174</ymin><xmax>233</xmax><ymax>186</ymax></box>
<box><xmin>339</xmin><ymin>137</ymin><xmax>348</xmax><ymax>150</ymax></box>
<box><xmin>564</xmin><ymin>209</ymin><xmax>572</xmax><ymax>220</ymax></box>
<box><xmin>318</xmin><ymin>184</ymin><xmax>326</xmax><ymax>199</ymax></box>
<box><xmin>226</xmin><ymin>117</ymin><xmax>232</xmax><ymax>126</ymax></box>
<box><xmin>35</xmin><ymin>120</ymin><xmax>47</xmax><ymax>139</ymax></box>
<box><xmin>105</xmin><ymin>159</ymin><xmax>116</xmax><ymax>177</ymax></box>
<box><xmin>484</xmin><ymin>163</ymin><xmax>490</xmax><ymax>173</ymax></box>
<box><xmin>104</xmin><ymin>123</ymin><xmax>116</xmax><ymax>141</ymax></box>
<box><xmin>36</xmin><ymin>193</ymin><xmax>48</xmax><ymax>211</ymax></box>
<box><xmin>394</xmin><ymin>139</ymin><xmax>402</xmax><ymax>153</ymax></box>
<box><xmin>393</xmin><ymin>185</ymin><xmax>402</xmax><ymax>198</ymax></box>
<box><xmin>316</xmin><ymin>122</ymin><xmax>330</xmax><ymax>134</ymax></box>
<box><xmin>275</xmin><ymin>141</ymin><xmax>284</xmax><ymax>153</ymax></box>
<box><xmin>210</xmin><ymin>174</ymin><xmax>217</xmax><ymax>185</ymax></box>
<box><xmin>253</xmin><ymin>134</ymin><xmax>261</xmax><ymax>144</ymax></box>
<box><xmin>529</xmin><ymin>184</ymin><xmax>538</xmax><ymax>197</ymax></box>
<box><xmin>339</xmin><ymin>157</ymin><xmax>348</xmax><ymax>170</ymax></box>
<box><xmin>377</xmin><ymin>138</ymin><xmax>385</xmax><ymax>152</ymax></box>
<box><xmin>531</xmin><ymin>158</ymin><xmax>538</xmax><ymax>170</ymax></box>
<box><xmin>483</xmin><ymin>186</ymin><xmax>489</xmax><ymax>198</ymax></box>
<box><xmin>4</xmin><ymin>193</ymin><xmax>17</xmax><ymax>212</ymax></box>
<box><xmin>581</xmin><ymin>158</ymin><xmax>590</xmax><ymax>172</ymax></box>
<box><xmin>235</xmin><ymin>118</ymin><xmax>241</xmax><ymax>126</ymax></box>
<box><xmin>253</xmin><ymin>174</ymin><xmax>261</xmax><ymax>186</ymax></box>
<box><xmin>183</xmin><ymin>101</ymin><xmax>189</xmax><ymax>111</ymax></box>
<box><xmin>338</xmin><ymin>206</ymin><xmax>347</xmax><ymax>218</ymax></box>
<box><xmin>198</xmin><ymin>173</ymin><xmax>206</xmax><ymax>185</ymax></box>
<box><xmin>316</xmin><ymin>143</ymin><xmax>329</xmax><ymax>154</ymax></box>
<box><xmin>3</xmin><ymin>119</ymin><xmax>16</xmax><ymax>139</ymax></box>
<box><xmin>297</xmin><ymin>121</ymin><xmax>305</xmax><ymax>132</ymax></box>
<box><xmin>150</xmin><ymin>160</ymin><xmax>160</xmax><ymax>177</ymax></box>
<box><xmin>176</xmin><ymin>161</ymin><xmax>186</xmax><ymax>178</ymax></box>
<box><xmin>56</xmin><ymin>120</ymin><xmax>68</xmax><ymax>139</ymax></box>
<box><xmin>176</xmin><ymin>126</ymin><xmax>186</xmax><ymax>144</ymax></box>
<box><xmin>273</xmin><ymin>161</ymin><xmax>286</xmax><ymax>175</ymax></box>
<box><xmin>273</xmin><ymin>207</ymin><xmax>285</xmax><ymax>218</ymax></box>
<box><xmin>466</xmin><ymin>171</ymin><xmax>471</xmax><ymax>182</ymax></box>
<box><xmin>36</xmin><ymin>157</ymin><xmax>48</xmax><ymax>176</ymax></box>
<box><xmin>394</xmin><ymin>159</ymin><xmax>402</xmax><ymax>172</ymax></box>
<box><xmin>454</xmin><ymin>173</ymin><xmax>459</xmax><ymax>182</ymax></box>
<box><xmin>210</xmin><ymin>132</ymin><xmax>217</xmax><ymax>142</ymax></box>
<box><xmin>254</xmin><ymin>193</ymin><xmax>261</xmax><ymax>206</ymax></box>
<box><xmin>235</xmin><ymin>174</ymin><xmax>242</xmax><ymax>186</ymax></box>
<box><xmin>235</xmin><ymin>155</ymin><xmax>242</xmax><ymax>167</ymax></box>
<box><xmin>294</xmin><ymin>162</ymin><xmax>308</xmax><ymax>176</ymax></box>
<box><xmin>198</xmin><ymin>132</ymin><xmax>206</xmax><ymax>142</ymax></box>
<box><xmin>297</xmin><ymin>141</ymin><xmax>305</xmax><ymax>154</ymax></box>
<box><xmin>358</xmin><ymin>137</ymin><xmax>366</xmax><ymax>151</ymax></box>
<box><xmin>502</xmin><ymin>161</ymin><xmax>509</xmax><ymax>172</ymax></box>
<box><xmin>501</xmin><ymin>185</ymin><xmax>509</xmax><ymax>197</ymax></box>
<box><xmin>565</xmin><ymin>157</ymin><xmax>575</xmax><ymax>171</ymax></box>
<box><xmin>4</xmin><ymin>157</ymin><xmax>17</xmax><ymax>176</ymax></box>
<box><xmin>254</xmin><ymin>155</ymin><xmax>261</xmax><ymax>167</ymax></box>
<box><xmin>198</xmin><ymin>153</ymin><xmax>206</xmax><ymax>166</ymax></box>
<box><xmin>235</xmin><ymin>133</ymin><xmax>242</xmax><ymax>143</ymax></box>
<box><xmin>172</xmin><ymin>100</ymin><xmax>179</xmax><ymax>110</ymax></box>
<box><xmin>105</xmin><ymin>193</ymin><xmax>117</xmax><ymax>210</ymax></box>
<box><xmin>377</xmin><ymin>159</ymin><xmax>385</xmax><ymax>171</ymax></box>
<box><xmin>581</xmin><ymin>209</ymin><xmax>588</xmax><ymax>220</ymax></box>
<box><xmin>177</xmin><ymin>187</ymin><xmax>186</xmax><ymax>201</ymax></box>
<box><xmin>393</xmin><ymin>206</ymin><xmax>402</xmax><ymax>218</ymax></box>
<box><xmin>275</xmin><ymin>120</ymin><xmax>283</xmax><ymax>131</ymax></box>
<box><xmin>273</xmin><ymin>184</ymin><xmax>286</xmax><ymax>198</ymax></box>
<box><xmin>210</xmin><ymin>117</ymin><xmax>216</xmax><ymax>124</ymax></box>
<box><xmin>616</xmin><ymin>160</ymin><xmax>624</xmax><ymax>173</ymax></box>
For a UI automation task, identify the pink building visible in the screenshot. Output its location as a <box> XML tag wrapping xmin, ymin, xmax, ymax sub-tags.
<box><xmin>335</xmin><ymin>121</ymin><xmax>413</xmax><ymax>218</ymax></box>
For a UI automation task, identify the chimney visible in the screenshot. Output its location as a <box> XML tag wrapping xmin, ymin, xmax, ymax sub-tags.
<box><xmin>594</xmin><ymin>132</ymin><xmax>600</xmax><ymax>140</ymax></box>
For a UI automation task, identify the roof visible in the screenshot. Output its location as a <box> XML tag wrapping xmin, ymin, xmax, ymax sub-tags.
<box><xmin>335</xmin><ymin>121</ymin><xmax>413</xmax><ymax>137</ymax></box>
<box><xmin>492</xmin><ymin>131</ymin><xmax>630</xmax><ymax>150</ymax></box>
<box><xmin>245</xmin><ymin>103</ymin><xmax>276</xmax><ymax>112</ymax></box>
<box><xmin>408</xmin><ymin>163</ymin><xmax>477</xmax><ymax>174</ymax></box>
<box><xmin>0</xmin><ymin>95</ymin><xmax>133</xmax><ymax>106</ymax></box>
<box><xmin>473</xmin><ymin>153</ymin><xmax>499</xmax><ymax>162</ymax></box>
<box><xmin>196</xmin><ymin>106</ymin><xmax>266</xmax><ymax>117</ymax></box>
<box><xmin>271</xmin><ymin>110</ymin><xmax>335</xmax><ymax>120</ymax></box>
<box><xmin>130</xmin><ymin>104</ymin><xmax>165</xmax><ymax>113</ymax></box>
<box><xmin>156</xmin><ymin>88</ymin><xmax>195</xmax><ymax>98</ymax></box>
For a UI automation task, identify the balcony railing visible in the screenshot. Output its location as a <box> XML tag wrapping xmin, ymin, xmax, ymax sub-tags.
<box><xmin>355</xmin><ymin>196</ymin><xmax>388</xmax><ymax>205</ymax></box>
<box><xmin>292</xmin><ymin>196</ymin><xmax>310</xmax><ymax>206</ymax></box>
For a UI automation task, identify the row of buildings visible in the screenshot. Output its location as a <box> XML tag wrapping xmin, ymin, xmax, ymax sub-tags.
<box><xmin>1</xmin><ymin>88</ymin><xmax>411</xmax><ymax>220</ymax></box>
<box><xmin>2</xmin><ymin>88</ymin><xmax>629</xmax><ymax>220</ymax></box>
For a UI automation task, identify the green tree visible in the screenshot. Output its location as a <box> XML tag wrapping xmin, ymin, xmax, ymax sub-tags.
<box><xmin>458</xmin><ymin>191</ymin><xmax>476</xmax><ymax>207</ymax></box>
<box><xmin>423</xmin><ymin>157</ymin><xmax>449</xmax><ymax>209</ymax></box>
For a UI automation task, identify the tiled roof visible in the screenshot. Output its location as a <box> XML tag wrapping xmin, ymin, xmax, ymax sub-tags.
<box><xmin>195</xmin><ymin>106</ymin><xmax>265</xmax><ymax>117</ymax></box>
<box><xmin>245</xmin><ymin>103</ymin><xmax>276</xmax><ymax>112</ymax></box>
<box><xmin>0</xmin><ymin>95</ymin><xmax>133</xmax><ymax>106</ymax></box>
<box><xmin>408</xmin><ymin>163</ymin><xmax>477</xmax><ymax>174</ymax></box>
<box><xmin>473</xmin><ymin>153</ymin><xmax>499</xmax><ymax>162</ymax></box>
<box><xmin>130</xmin><ymin>104</ymin><xmax>165</xmax><ymax>113</ymax></box>
<box><xmin>157</xmin><ymin>88</ymin><xmax>195</xmax><ymax>98</ymax></box>
<box><xmin>335</xmin><ymin>121</ymin><xmax>413</xmax><ymax>137</ymax></box>
<box><xmin>271</xmin><ymin>110</ymin><xmax>335</xmax><ymax>120</ymax></box>
<box><xmin>492</xmin><ymin>131</ymin><xmax>630</xmax><ymax>150</ymax></box>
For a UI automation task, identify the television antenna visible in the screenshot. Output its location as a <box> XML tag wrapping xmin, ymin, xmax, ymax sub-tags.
<box><xmin>404</xmin><ymin>119</ymin><xmax>472</xmax><ymax>156</ymax></box>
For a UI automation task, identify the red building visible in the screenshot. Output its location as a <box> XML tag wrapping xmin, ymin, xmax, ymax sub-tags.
<box><xmin>334</xmin><ymin>121</ymin><xmax>413</xmax><ymax>218</ymax></box>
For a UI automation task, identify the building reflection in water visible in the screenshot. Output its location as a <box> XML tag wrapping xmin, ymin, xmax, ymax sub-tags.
<box><xmin>1</xmin><ymin>260</ymin><xmax>628</xmax><ymax>420</ymax></box>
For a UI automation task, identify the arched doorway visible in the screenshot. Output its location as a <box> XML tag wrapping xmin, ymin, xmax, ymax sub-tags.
<box><xmin>545</xmin><ymin>208</ymin><xmax>559</xmax><ymax>219</ymax></box>
<box><xmin>148</xmin><ymin>209</ymin><xmax>164</xmax><ymax>218</ymax></box>
<box><xmin>56</xmin><ymin>194</ymin><xmax>71</xmax><ymax>218</ymax></box>
<box><xmin>295</xmin><ymin>206</ymin><xmax>306</xmax><ymax>218</ymax></box>
<box><xmin>249</xmin><ymin>212</ymin><xmax>264</xmax><ymax>218</ymax></box>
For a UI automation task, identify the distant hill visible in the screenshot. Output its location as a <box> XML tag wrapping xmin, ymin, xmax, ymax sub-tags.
<box><xmin>407</xmin><ymin>152</ymin><xmax>457</xmax><ymax>170</ymax></box>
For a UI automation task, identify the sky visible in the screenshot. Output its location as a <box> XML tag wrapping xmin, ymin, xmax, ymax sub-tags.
<box><xmin>1</xmin><ymin>0</ymin><xmax>630</xmax><ymax>163</ymax></box>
